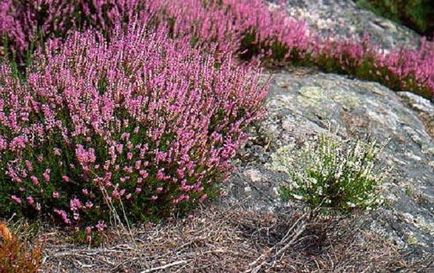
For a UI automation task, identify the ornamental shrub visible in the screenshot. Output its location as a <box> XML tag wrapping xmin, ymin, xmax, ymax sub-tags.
<box><xmin>270</xmin><ymin>135</ymin><xmax>386</xmax><ymax>214</ymax></box>
<box><xmin>0</xmin><ymin>25</ymin><xmax>267</xmax><ymax>227</ymax></box>
<box><xmin>0</xmin><ymin>0</ymin><xmax>433</xmax><ymax>229</ymax></box>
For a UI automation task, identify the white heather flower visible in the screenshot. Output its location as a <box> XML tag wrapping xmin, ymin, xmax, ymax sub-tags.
<box><xmin>292</xmin><ymin>194</ymin><xmax>304</xmax><ymax>200</ymax></box>
<box><xmin>346</xmin><ymin>202</ymin><xmax>356</xmax><ymax>208</ymax></box>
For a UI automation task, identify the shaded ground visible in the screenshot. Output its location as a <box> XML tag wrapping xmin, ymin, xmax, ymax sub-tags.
<box><xmin>355</xmin><ymin>0</ymin><xmax>434</xmax><ymax>38</ymax></box>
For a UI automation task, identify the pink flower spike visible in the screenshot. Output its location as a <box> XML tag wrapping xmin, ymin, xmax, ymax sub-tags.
<box><xmin>27</xmin><ymin>196</ymin><xmax>35</xmax><ymax>205</ymax></box>
<box><xmin>11</xmin><ymin>195</ymin><xmax>22</xmax><ymax>204</ymax></box>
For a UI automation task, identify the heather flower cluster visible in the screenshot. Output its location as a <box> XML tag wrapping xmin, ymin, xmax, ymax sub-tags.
<box><xmin>0</xmin><ymin>25</ymin><xmax>267</xmax><ymax>226</ymax></box>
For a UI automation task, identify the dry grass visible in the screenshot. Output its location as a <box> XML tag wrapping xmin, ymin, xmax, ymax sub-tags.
<box><xmin>35</xmin><ymin>204</ymin><xmax>434</xmax><ymax>273</ymax></box>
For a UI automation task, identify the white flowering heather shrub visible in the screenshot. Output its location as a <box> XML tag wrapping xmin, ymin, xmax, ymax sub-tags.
<box><xmin>0</xmin><ymin>25</ymin><xmax>267</xmax><ymax>227</ymax></box>
<box><xmin>270</xmin><ymin>135</ymin><xmax>386</xmax><ymax>213</ymax></box>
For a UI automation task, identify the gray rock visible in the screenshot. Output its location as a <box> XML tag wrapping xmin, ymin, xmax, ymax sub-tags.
<box><xmin>223</xmin><ymin>70</ymin><xmax>434</xmax><ymax>256</ymax></box>
<box><xmin>399</xmin><ymin>92</ymin><xmax>434</xmax><ymax>139</ymax></box>
<box><xmin>271</xmin><ymin>0</ymin><xmax>420</xmax><ymax>50</ymax></box>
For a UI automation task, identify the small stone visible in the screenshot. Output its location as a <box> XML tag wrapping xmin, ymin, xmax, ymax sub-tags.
<box><xmin>243</xmin><ymin>169</ymin><xmax>263</xmax><ymax>183</ymax></box>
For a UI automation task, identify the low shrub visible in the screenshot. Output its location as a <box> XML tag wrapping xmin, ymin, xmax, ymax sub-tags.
<box><xmin>0</xmin><ymin>0</ymin><xmax>307</xmax><ymax>65</ymax></box>
<box><xmin>311</xmin><ymin>36</ymin><xmax>434</xmax><ymax>99</ymax></box>
<box><xmin>0</xmin><ymin>25</ymin><xmax>267</xmax><ymax>227</ymax></box>
<box><xmin>270</xmin><ymin>135</ymin><xmax>386</xmax><ymax>213</ymax></box>
<box><xmin>0</xmin><ymin>0</ymin><xmax>154</xmax><ymax>63</ymax></box>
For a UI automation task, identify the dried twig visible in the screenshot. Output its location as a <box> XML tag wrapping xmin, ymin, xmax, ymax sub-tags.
<box><xmin>139</xmin><ymin>260</ymin><xmax>188</xmax><ymax>273</ymax></box>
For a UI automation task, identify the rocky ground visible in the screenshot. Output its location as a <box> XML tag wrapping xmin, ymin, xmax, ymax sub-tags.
<box><xmin>39</xmin><ymin>0</ymin><xmax>434</xmax><ymax>272</ymax></box>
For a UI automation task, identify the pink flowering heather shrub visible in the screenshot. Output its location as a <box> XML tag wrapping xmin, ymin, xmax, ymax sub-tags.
<box><xmin>160</xmin><ymin>0</ymin><xmax>309</xmax><ymax>58</ymax></box>
<box><xmin>0</xmin><ymin>0</ymin><xmax>308</xmax><ymax>62</ymax></box>
<box><xmin>1</xmin><ymin>0</ymin><xmax>434</xmax><ymax>99</ymax></box>
<box><xmin>0</xmin><ymin>0</ymin><xmax>158</xmax><ymax>62</ymax></box>
<box><xmin>309</xmin><ymin>35</ymin><xmax>434</xmax><ymax>99</ymax></box>
<box><xmin>164</xmin><ymin>0</ymin><xmax>434</xmax><ymax>98</ymax></box>
<box><xmin>0</xmin><ymin>25</ymin><xmax>267</xmax><ymax>226</ymax></box>
<box><xmin>377</xmin><ymin>39</ymin><xmax>434</xmax><ymax>98</ymax></box>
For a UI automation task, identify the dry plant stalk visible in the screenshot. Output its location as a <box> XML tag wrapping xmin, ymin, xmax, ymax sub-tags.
<box><xmin>0</xmin><ymin>222</ymin><xmax>42</xmax><ymax>273</ymax></box>
<box><xmin>0</xmin><ymin>223</ymin><xmax>12</xmax><ymax>241</ymax></box>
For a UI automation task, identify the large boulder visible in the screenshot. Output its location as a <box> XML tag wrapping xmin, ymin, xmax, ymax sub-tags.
<box><xmin>223</xmin><ymin>69</ymin><xmax>434</xmax><ymax>256</ymax></box>
<box><xmin>273</xmin><ymin>0</ymin><xmax>420</xmax><ymax>50</ymax></box>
